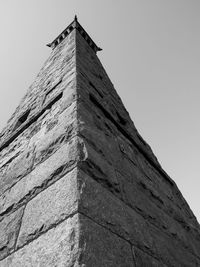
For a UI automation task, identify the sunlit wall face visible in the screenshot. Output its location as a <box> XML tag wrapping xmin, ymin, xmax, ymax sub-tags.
<box><xmin>0</xmin><ymin>0</ymin><xmax>199</xmax><ymax>222</ymax></box>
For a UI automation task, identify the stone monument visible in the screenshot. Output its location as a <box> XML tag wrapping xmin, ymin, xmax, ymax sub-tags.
<box><xmin>0</xmin><ymin>17</ymin><xmax>200</xmax><ymax>266</ymax></box>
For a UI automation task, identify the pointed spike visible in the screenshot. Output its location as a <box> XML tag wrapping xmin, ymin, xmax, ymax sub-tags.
<box><xmin>74</xmin><ymin>15</ymin><xmax>78</xmax><ymax>22</ymax></box>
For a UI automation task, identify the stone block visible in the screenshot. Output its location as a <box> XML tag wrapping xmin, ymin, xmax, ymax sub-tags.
<box><xmin>0</xmin><ymin>207</ymin><xmax>24</xmax><ymax>260</ymax></box>
<box><xmin>77</xmin><ymin>170</ymin><xmax>199</xmax><ymax>266</ymax></box>
<box><xmin>78</xmin><ymin>98</ymin><xmax>118</xmax><ymax>140</ymax></box>
<box><xmin>80</xmin><ymin>140</ymin><xmax>121</xmax><ymax>196</ymax></box>
<box><xmin>32</xmin><ymin>101</ymin><xmax>78</xmax><ymax>166</ymax></box>
<box><xmin>59</xmin><ymin>80</ymin><xmax>77</xmax><ymax>113</ymax></box>
<box><xmin>0</xmin><ymin>214</ymin><xmax>80</xmax><ymax>267</ymax></box>
<box><xmin>17</xmin><ymin>168</ymin><xmax>78</xmax><ymax>248</ymax></box>
<box><xmin>0</xmin><ymin>136</ymin><xmax>86</xmax><ymax>218</ymax></box>
<box><xmin>1</xmin><ymin>213</ymin><xmax>134</xmax><ymax>267</ymax></box>
<box><xmin>78</xmin><ymin>170</ymin><xmax>155</xmax><ymax>252</ymax></box>
<box><xmin>137</xmin><ymin>153</ymin><xmax>199</xmax><ymax>228</ymax></box>
<box><xmin>78</xmin><ymin>213</ymin><xmax>134</xmax><ymax>267</ymax></box>
<box><xmin>133</xmin><ymin>247</ymin><xmax>167</xmax><ymax>267</ymax></box>
<box><xmin>116</xmin><ymin>170</ymin><xmax>170</xmax><ymax>228</ymax></box>
<box><xmin>80</xmin><ymin>126</ymin><xmax>119</xmax><ymax>167</ymax></box>
<box><xmin>0</xmin><ymin>148</ymin><xmax>35</xmax><ymax>196</ymax></box>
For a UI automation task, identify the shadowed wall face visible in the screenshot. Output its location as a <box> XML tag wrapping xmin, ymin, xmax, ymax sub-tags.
<box><xmin>0</xmin><ymin>19</ymin><xmax>200</xmax><ymax>266</ymax></box>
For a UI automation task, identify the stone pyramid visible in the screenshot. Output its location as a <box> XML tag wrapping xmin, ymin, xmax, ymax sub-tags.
<box><xmin>0</xmin><ymin>17</ymin><xmax>200</xmax><ymax>266</ymax></box>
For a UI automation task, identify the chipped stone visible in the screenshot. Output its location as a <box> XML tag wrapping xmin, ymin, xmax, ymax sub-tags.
<box><xmin>0</xmin><ymin>148</ymin><xmax>35</xmax><ymax>196</ymax></box>
<box><xmin>1</xmin><ymin>214</ymin><xmax>80</xmax><ymax>267</ymax></box>
<box><xmin>0</xmin><ymin>207</ymin><xmax>24</xmax><ymax>260</ymax></box>
<box><xmin>17</xmin><ymin>168</ymin><xmax>78</xmax><ymax>248</ymax></box>
<box><xmin>0</xmin><ymin>137</ymin><xmax>85</xmax><ymax>218</ymax></box>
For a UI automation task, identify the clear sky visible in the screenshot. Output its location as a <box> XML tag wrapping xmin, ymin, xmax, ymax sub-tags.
<box><xmin>0</xmin><ymin>0</ymin><xmax>199</xmax><ymax>222</ymax></box>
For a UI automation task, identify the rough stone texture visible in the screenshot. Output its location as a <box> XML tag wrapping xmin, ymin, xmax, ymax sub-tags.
<box><xmin>0</xmin><ymin>18</ymin><xmax>200</xmax><ymax>266</ymax></box>
<box><xmin>1</xmin><ymin>213</ymin><xmax>134</xmax><ymax>267</ymax></box>
<box><xmin>17</xmin><ymin>168</ymin><xmax>78</xmax><ymax>248</ymax></box>
<box><xmin>0</xmin><ymin>214</ymin><xmax>80</xmax><ymax>267</ymax></box>
<box><xmin>0</xmin><ymin>147</ymin><xmax>35</xmax><ymax>196</ymax></box>
<box><xmin>0</xmin><ymin>136</ymin><xmax>86</xmax><ymax>219</ymax></box>
<box><xmin>132</xmin><ymin>247</ymin><xmax>167</xmax><ymax>267</ymax></box>
<box><xmin>76</xmin><ymin>29</ymin><xmax>198</xmax><ymax>228</ymax></box>
<box><xmin>0</xmin><ymin>207</ymin><xmax>24</xmax><ymax>260</ymax></box>
<box><xmin>75</xmin><ymin>28</ymin><xmax>200</xmax><ymax>265</ymax></box>
<box><xmin>77</xmin><ymin>170</ymin><xmax>200</xmax><ymax>266</ymax></box>
<box><xmin>78</xmin><ymin>214</ymin><xmax>134</xmax><ymax>267</ymax></box>
<box><xmin>32</xmin><ymin>100</ymin><xmax>77</xmax><ymax>167</ymax></box>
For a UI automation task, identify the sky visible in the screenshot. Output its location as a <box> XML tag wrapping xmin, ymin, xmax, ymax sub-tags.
<box><xmin>0</xmin><ymin>0</ymin><xmax>199</xmax><ymax>222</ymax></box>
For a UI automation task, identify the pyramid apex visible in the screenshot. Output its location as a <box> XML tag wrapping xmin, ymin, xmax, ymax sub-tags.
<box><xmin>46</xmin><ymin>17</ymin><xmax>102</xmax><ymax>53</ymax></box>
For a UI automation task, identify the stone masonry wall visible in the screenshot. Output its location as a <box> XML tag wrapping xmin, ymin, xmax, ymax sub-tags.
<box><xmin>75</xmin><ymin>28</ymin><xmax>200</xmax><ymax>266</ymax></box>
<box><xmin>0</xmin><ymin>26</ymin><xmax>136</xmax><ymax>266</ymax></box>
<box><xmin>0</xmin><ymin>22</ymin><xmax>200</xmax><ymax>266</ymax></box>
<box><xmin>0</xmin><ymin>30</ymin><xmax>82</xmax><ymax>266</ymax></box>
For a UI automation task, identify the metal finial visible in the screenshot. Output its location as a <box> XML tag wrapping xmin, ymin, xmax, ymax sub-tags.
<box><xmin>74</xmin><ymin>15</ymin><xmax>78</xmax><ymax>21</ymax></box>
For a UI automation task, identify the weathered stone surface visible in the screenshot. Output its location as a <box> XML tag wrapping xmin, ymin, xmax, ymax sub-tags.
<box><xmin>0</xmin><ymin>147</ymin><xmax>35</xmax><ymax>196</ymax></box>
<box><xmin>0</xmin><ymin>207</ymin><xmax>24</xmax><ymax>260</ymax></box>
<box><xmin>0</xmin><ymin>214</ymin><xmax>80</xmax><ymax>267</ymax></box>
<box><xmin>76</xmin><ymin>29</ymin><xmax>159</xmax><ymax>168</ymax></box>
<box><xmin>79</xmin><ymin>135</ymin><xmax>200</xmax><ymax>255</ymax></box>
<box><xmin>17</xmin><ymin>168</ymin><xmax>78</xmax><ymax>248</ymax></box>
<box><xmin>0</xmin><ymin>29</ymin><xmax>76</xmax><ymax>150</ymax></box>
<box><xmin>59</xmin><ymin>80</ymin><xmax>77</xmax><ymax>113</ymax></box>
<box><xmin>80</xmin><ymin>139</ymin><xmax>120</xmax><ymax>195</ymax></box>
<box><xmin>77</xmin><ymin>170</ymin><xmax>200</xmax><ymax>266</ymax></box>
<box><xmin>78</xmin><ymin>101</ymin><xmax>140</xmax><ymax>178</ymax></box>
<box><xmin>77</xmin><ymin>26</ymin><xmax>199</xmax><ymax>228</ymax></box>
<box><xmin>132</xmin><ymin>247</ymin><xmax>167</xmax><ymax>267</ymax></box>
<box><xmin>0</xmin><ymin>136</ymin><xmax>86</xmax><ymax>218</ymax></box>
<box><xmin>78</xmin><ymin>101</ymin><xmax>197</xmax><ymax>229</ymax></box>
<box><xmin>0</xmin><ymin>124</ymin><xmax>29</xmax><ymax>162</ymax></box>
<box><xmin>116</xmin><ymin>170</ymin><xmax>200</xmax><ymax>254</ymax></box>
<box><xmin>78</xmin><ymin>170</ymin><xmax>156</xmax><ymax>252</ymax></box>
<box><xmin>78</xmin><ymin>102</ymin><xmax>200</xmax><ymax>258</ymax></box>
<box><xmin>78</xmin><ymin>100</ymin><xmax>167</xmax><ymax>194</ymax></box>
<box><xmin>32</xmin><ymin>101</ymin><xmax>77</xmax><ymax>166</ymax></box>
<box><xmin>78</xmin><ymin>101</ymin><xmax>119</xmax><ymax>153</ymax></box>
<box><xmin>78</xmin><ymin>214</ymin><xmax>134</xmax><ymax>267</ymax></box>
<box><xmin>1</xmin><ymin>213</ymin><xmax>134</xmax><ymax>267</ymax></box>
